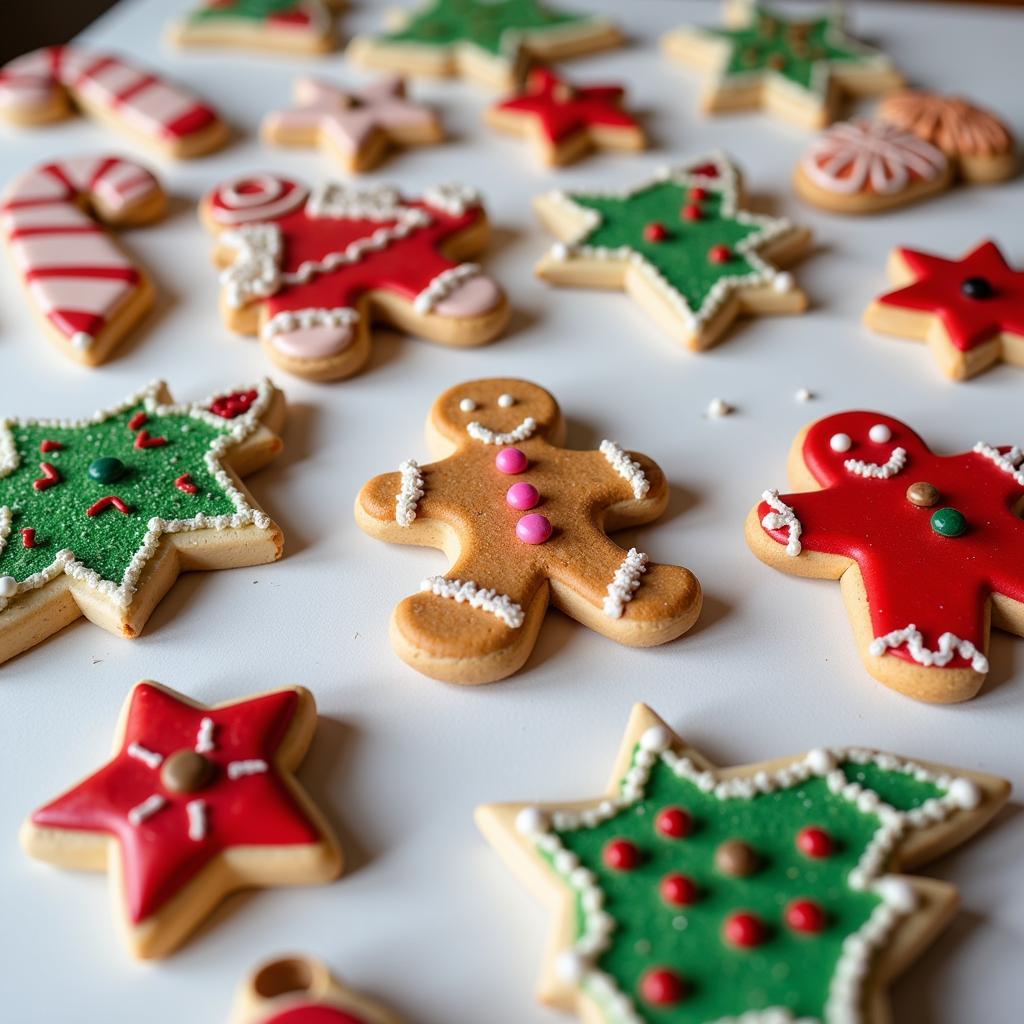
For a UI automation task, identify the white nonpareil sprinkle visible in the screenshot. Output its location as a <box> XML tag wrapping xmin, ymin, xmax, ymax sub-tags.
<box><xmin>795</xmin><ymin>387</ymin><xmax>814</xmax><ymax>402</ymax></box>
<box><xmin>706</xmin><ymin>398</ymin><xmax>732</xmax><ymax>418</ymax></box>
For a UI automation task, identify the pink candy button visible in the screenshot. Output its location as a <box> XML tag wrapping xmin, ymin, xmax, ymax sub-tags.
<box><xmin>495</xmin><ymin>447</ymin><xmax>528</xmax><ymax>474</ymax></box>
<box><xmin>516</xmin><ymin>513</ymin><xmax>552</xmax><ymax>545</ymax></box>
<box><xmin>506</xmin><ymin>482</ymin><xmax>540</xmax><ymax>510</ymax></box>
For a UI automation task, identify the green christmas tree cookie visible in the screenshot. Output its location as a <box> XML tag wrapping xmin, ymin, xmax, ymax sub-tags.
<box><xmin>535</xmin><ymin>153</ymin><xmax>812</xmax><ymax>351</ymax></box>
<box><xmin>477</xmin><ymin>703</ymin><xmax>1009</xmax><ymax>1024</ymax></box>
<box><xmin>0</xmin><ymin>380</ymin><xmax>284</xmax><ymax>665</ymax></box>
<box><xmin>171</xmin><ymin>0</ymin><xmax>341</xmax><ymax>55</ymax></box>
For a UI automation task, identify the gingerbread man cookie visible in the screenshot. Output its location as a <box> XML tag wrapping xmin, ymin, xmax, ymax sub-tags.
<box><xmin>0</xmin><ymin>46</ymin><xmax>228</xmax><ymax>159</ymax></box>
<box><xmin>347</xmin><ymin>0</ymin><xmax>622</xmax><ymax>91</ymax></box>
<box><xmin>662</xmin><ymin>0</ymin><xmax>903</xmax><ymax>129</ymax></box>
<box><xmin>170</xmin><ymin>0</ymin><xmax>344</xmax><ymax>54</ymax></box>
<box><xmin>202</xmin><ymin>175</ymin><xmax>509</xmax><ymax>382</ymax></box>
<box><xmin>745</xmin><ymin>411</ymin><xmax>1024</xmax><ymax>702</ymax></box>
<box><xmin>262</xmin><ymin>75</ymin><xmax>443</xmax><ymax>173</ymax></box>
<box><xmin>0</xmin><ymin>380</ymin><xmax>284</xmax><ymax>666</ymax></box>
<box><xmin>232</xmin><ymin>956</ymin><xmax>401</xmax><ymax>1024</ymax></box>
<box><xmin>487</xmin><ymin>66</ymin><xmax>644</xmax><ymax>167</ymax></box>
<box><xmin>535</xmin><ymin>153</ymin><xmax>812</xmax><ymax>351</ymax></box>
<box><xmin>478</xmin><ymin>703</ymin><xmax>1009</xmax><ymax>1024</ymax></box>
<box><xmin>355</xmin><ymin>378</ymin><xmax>702</xmax><ymax>685</ymax></box>
<box><xmin>1</xmin><ymin>155</ymin><xmax>166</xmax><ymax>366</ymax></box>
<box><xmin>863</xmin><ymin>240</ymin><xmax>1024</xmax><ymax>380</ymax></box>
<box><xmin>22</xmin><ymin>681</ymin><xmax>341</xmax><ymax>959</ymax></box>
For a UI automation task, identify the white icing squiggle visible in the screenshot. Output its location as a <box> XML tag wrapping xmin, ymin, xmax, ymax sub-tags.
<box><xmin>395</xmin><ymin>459</ymin><xmax>424</xmax><ymax>527</ymax></box>
<box><xmin>195</xmin><ymin>717</ymin><xmax>215</xmax><ymax>754</ymax></box>
<box><xmin>219</xmin><ymin>223</ymin><xmax>282</xmax><ymax>308</ymax></box>
<box><xmin>602</xmin><ymin>549</ymin><xmax>648</xmax><ymax>619</ymax></box>
<box><xmin>761</xmin><ymin>489</ymin><xmax>802</xmax><ymax>556</ymax></box>
<box><xmin>423</xmin><ymin>182</ymin><xmax>481</xmax><ymax>216</ymax></box>
<box><xmin>127</xmin><ymin>794</ymin><xmax>167</xmax><ymax>826</ymax></box>
<box><xmin>420</xmin><ymin>576</ymin><xmax>524</xmax><ymax>629</ymax></box>
<box><xmin>466</xmin><ymin>417</ymin><xmax>536</xmax><ymax>446</ymax></box>
<box><xmin>599</xmin><ymin>440</ymin><xmax>649</xmax><ymax>499</ymax></box>
<box><xmin>127</xmin><ymin>743</ymin><xmax>163</xmax><ymax>769</ymax></box>
<box><xmin>870</xmin><ymin>624</ymin><xmax>989</xmax><ymax>673</ymax></box>
<box><xmin>973</xmin><ymin>442</ymin><xmax>1024</xmax><ymax>487</ymax></box>
<box><xmin>413</xmin><ymin>263</ymin><xmax>480</xmax><ymax>314</ymax></box>
<box><xmin>844</xmin><ymin>447</ymin><xmax>907</xmax><ymax>479</ymax></box>
<box><xmin>186</xmin><ymin>799</ymin><xmax>207</xmax><ymax>841</ymax></box>
<box><xmin>262</xmin><ymin>306</ymin><xmax>359</xmax><ymax>339</ymax></box>
<box><xmin>227</xmin><ymin>759</ymin><xmax>268</xmax><ymax>780</ymax></box>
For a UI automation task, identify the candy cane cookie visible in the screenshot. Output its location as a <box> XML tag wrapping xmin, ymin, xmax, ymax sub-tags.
<box><xmin>1</xmin><ymin>155</ymin><xmax>166</xmax><ymax>366</ymax></box>
<box><xmin>0</xmin><ymin>46</ymin><xmax>228</xmax><ymax>159</ymax></box>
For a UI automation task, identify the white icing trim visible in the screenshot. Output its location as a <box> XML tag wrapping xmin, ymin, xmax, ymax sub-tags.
<box><xmin>395</xmin><ymin>460</ymin><xmax>425</xmax><ymax>527</ymax></box>
<box><xmin>413</xmin><ymin>263</ymin><xmax>481</xmax><ymax>314</ymax></box>
<box><xmin>599</xmin><ymin>440</ymin><xmax>649</xmax><ymax>499</ymax></box>
<box><xmin>466</xmin><ymin>417</ymin><xmax>537</xmax><ymax>446</ymax></box>
<box><xmin>127</xmin><ymin>743</ymin><xmax>163</xmax><ymax>769</ymax></box>
<box><xmin>219</xmin><ymin>223</ymin><xmax>282</xmax><ymax>308</ymax></box>
<box><xmin>195</xmin><ymin>717</ymin><xmax>215</xmax><ymax>754</ymax></box>
<box><xmin>870</xmin><ymin>624</ymin><xmax>989</xmax><ymax>673</ymax></box>
<box><xmin>602</xmin><ymin>548</ymin><xmax>648</xmax><ymax>619</ymax></box>
<box><xmin>423</xmin><ymin>182</ymin><xmax>481</xmax><ymax>216</ymax></box>
<box><xmin>186</xmin><ymin>799</ymin><xmax>207</xmax><ymax>842</ymax></box>
<box><xmin>844</xmin><ymin>446</ymin><xmax>907</xmax><ymax>479</ymax></box>
<box><xmin>262</xmin><ymin>306</ymin><xmax>359</xmax><ymax>339</ymax></box>
<box><xmin>973</xmin><ymin>442</ymin><xmax>1024</xmax><ymax>487</ymax></box>
<box><xmin>227</xmin><ymin>759</ymin><xmax>268</xmax><ymax>780</ymax></box>
<box><xmin>761</xmin><ymin>489</ymin><xmax>802</xmax><ymax>556</ymax></box>
<box><xmin>419</xmin><ymin>576</ymin><xmax>524</xmax><ymax>629</ymax></box>
<box><xmin>127</xmin><ymin>793</ymin><xmax>166</xmax><ymax>826</ymax></box>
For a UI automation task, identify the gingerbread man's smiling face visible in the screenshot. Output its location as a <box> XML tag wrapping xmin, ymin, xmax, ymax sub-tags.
<box><xmin>431</xmin><ymin>379</ymin><xmax>561</xmax><ymax>448</ymax></box>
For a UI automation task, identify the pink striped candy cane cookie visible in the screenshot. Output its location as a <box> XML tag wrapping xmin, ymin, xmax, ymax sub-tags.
<box><xmin>1</xmin><ymin>155</ymin><xmax>166</xmax><ymax>367</ymax></box>
<box><xmin>0</xmin><ymin>46</ymin><xmax>228</xmax><ymax>159</ymax></box>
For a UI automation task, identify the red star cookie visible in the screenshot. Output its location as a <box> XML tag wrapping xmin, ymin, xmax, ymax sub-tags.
<box><xmin>486</xmin><ymin>66</ymin><xmax>644</xmax><ymax>166</ymax></box>
<box><xmin>745</xmin><ymin>411</ymin><xmax>1024</xmax><ymax>703</ymax></box>
<box><xmin>863</xmin><ymin>240</ymin><xmax>1024</xmax><ymax>379</ymax></box>
<box><xmin>21</xmin><ymin>681</ymin><xmax>342</xmax><ymax>958</ymax></box>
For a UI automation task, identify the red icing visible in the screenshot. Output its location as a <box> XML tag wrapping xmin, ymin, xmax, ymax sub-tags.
<box><xmin>33</xmin><ymin>461</ymin><xmax>60</xmax><ymax>491</ymax></box>
<box><xmin>175</xmin><ymin>473</ymin><xmax>199</xmax><ymax>495</ymax></box>
<box><xmin>30</xmin><ymin>684</ymin><xmax>321</xmax><ymax>923</ymax></box>
<box><xmin>797</xmin><ymin>826</ymin><xmax>833</xmax><ymax>858</ymax></box>
<box><xmin>492</xmin><ymin>66</ymin><xmax>639</xmax><ymax>145</ymax></box>
<box><xmin>263</xmin><ymin>1007</ymin><xmax>366</xmax><ymax>1024</ymax></box>
<box><xmin>128</xmin><ymin>411</ymin><xmax>148</xmax><ymax>430</ymax></box>
<box><xmin>655</xmin><ymin>806</ymin><xmax>692</xmax><ymax>838</ymax></box>
<box><xmin>878</xmin><ymin>240</ymin><xmax>1024</xmax><ymax>352</ymax></box>
<box><xmin>723</xmin><ymin>911</ymin><xmax>766</xmax><ymax>948</ymax></box>
<box><xmin>86</xmin><ymin>495</ymin><xmax>132</xmax><ymax>517</ymax></box>
<box><xmin>757</xmin><ymin>411</ymin><xmax>1024</xmax><ymax>671</ymax></box>
<box><xmin>210</xmin><ymin>389</ymin><xmax>258</xmax><ymax>419</ymax></box>
<box><xmin>786</xmin><ymin>898</ymin><xmax>826</xmax><ymax>933</ymax></box>
<box><xmin>603</xmin><ymin>838</ymin><xmax>640</xmax><ymax>871</ymax></box>
<box><xmin>134</xmin><ymin>429</ymin><xmax>168</xmax><ymax>449</ymax></box>
<box><xmin>39</xmin><ymin>439</ymin><xmax>63</xmax><ymax>453</ymax></box>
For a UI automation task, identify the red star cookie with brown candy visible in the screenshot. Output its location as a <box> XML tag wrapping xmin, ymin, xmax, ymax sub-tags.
<box><xmin>486</xmin><ymin>66</ymin><xmax>644</xmax><ymax>167</ymax></box>
<box><xmin>355</xmin><ymin>378</ymin><xmax>702</xmax><ymax>685</ymax></box>
<box><xmin>863</xmin><ymin>240</ymin><xmax>1024</xmax><ymax>379</ymax></box>
<box><xmin>21</xmin><ymin>681</ymin><xmax>342</xmax><ymax>959</ymax></box>
<box><xmin>232</xmin><ymin>956</ymin><xmax>402</xmax><ymax>1024</ymax></box>
<box><xmin>745</xmin><ymin>410</ymin><xmax>1024</xmax><ymax>702</ymax></box>
<box><xmin>201</xmin><ymin>174</ymin><xmax>510</xmax><ymax>382</ymax></box>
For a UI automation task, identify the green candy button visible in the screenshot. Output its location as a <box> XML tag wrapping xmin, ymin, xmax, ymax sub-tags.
<box><xmin>88</xmin><ymin>457</ymin><xmax>126</xmax><ymax>484</ymax></box>
<box><xmin>930</xmin><ymin>507</ymin><xmax>966</xmax><ymax>538</ymax></box>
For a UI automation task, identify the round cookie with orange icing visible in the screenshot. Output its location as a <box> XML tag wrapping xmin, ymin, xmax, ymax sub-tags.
<box><xmin>355</xmin><ymin>378</ymin><xmax>702</xmax><ymax>685</ymax></box>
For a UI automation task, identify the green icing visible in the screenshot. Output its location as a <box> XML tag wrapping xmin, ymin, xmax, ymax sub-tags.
<box><xmin>382</xmin><ymin>0</ymin><xmax>594</xmax><ymax>58</ymax></box>
<box><xmin>545</xmin><ymin>750</ymin><xmax>948</xmax><ymax>1023</ymax></box>
<box><xmin>0</xmin><ymin>400</ymin><xmax>240</xmax><ymax>589</ymax></box>
<box><xmin>191</xmin><ymin>0</ymin><xmax>314</xmax><ymax>24</ymax></box>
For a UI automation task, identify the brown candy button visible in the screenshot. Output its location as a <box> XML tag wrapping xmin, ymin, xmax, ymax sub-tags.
<box><xmin>715</xmin><ymin>839</ymin><xmax>760</xmax><ymax>877</ymax></box>
<box><xmin>161</xmin><ymin>749</ymin><xmax>213</xmax><ymax>793</ymax></box>
<box><xmin>906</xmin><ymin>482</ymin><xmax>940</xmax><ymax>508</ymax></box>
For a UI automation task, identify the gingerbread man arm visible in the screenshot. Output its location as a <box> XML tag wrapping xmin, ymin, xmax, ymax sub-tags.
<box><xmin>354</xmin><ymin>458</ymin><xmax>447</xmax><ymax>537</ymax></box>
<box><xmin>576</xmin><ymin>446</ymin><xmax>670</xmax><ymax>529</ymax></box>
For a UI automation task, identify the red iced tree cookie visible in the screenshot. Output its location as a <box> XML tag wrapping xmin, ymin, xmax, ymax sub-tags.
<box><xmin>201</xmin><ymin>174</ymin><xmax>510</xmax><ymax>382</ymax></box>
<box><xmin>745</xmin><ymin>410</ymin><xmax>1024</xmax><ymax>702</ymax></box>
<box><xmin>354</xmin><ymin>378</ymin><xmax>702</xmax><ymax>685</ymax></box>
<box><xmin>863</xmin><ymin>239</ymin><xmax>1024</xmax><ymax>380</ymax></box>
<box><xmin>486</xmin><ymin>66</ymin><xmax>644</xmax><ymax>167</ymax></box>
<box><xmin>21</xmin><ymin>681</ymin><xmax>342</xmax><ymax>959</ymax></box>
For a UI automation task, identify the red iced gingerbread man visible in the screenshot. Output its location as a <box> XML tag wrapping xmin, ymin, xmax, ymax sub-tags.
<box><xmin>201</xmin><ymin>174</ymin><xmax>509</xmax><ymax>381</ymax></box>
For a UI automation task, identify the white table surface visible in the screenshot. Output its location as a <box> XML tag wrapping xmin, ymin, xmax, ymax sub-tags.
<box><xmin>0</xmin><ymin>0</ymin><xmax>1021</xmax><ymax>1020</ymax></box>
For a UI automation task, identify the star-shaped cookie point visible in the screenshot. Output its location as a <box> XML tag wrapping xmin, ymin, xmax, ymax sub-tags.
<box><xmin>21</xmin><ymin>680</ymin><xmax>342</xmax><ymax>959</ymax></box>
<box><xmin>487</xmin><ymin>66</ymin><xmax>644</xmax><ymax>167</ymax></box>
<box><xmin>864</xmin><ymin>240</ymin><xmax>1024</xmax><ymax>379</ymax></box>
<box><xmin>663</xmin><ymin>0</ymin><xmax>903</xmax><ymax>129</ymax></box>
<box><xmin>534</xmin><ymin>153</ymin><xmax>812</xmax><ymax>351</ymax></box>
<box><xmin>477</xmin><ymin>703</ymin><xmax>1009</xmax><ymax>1024</ymax></box>
<box><xmin>746</xmin><ymin>410</ymin><xmax>1024</xmax><ymax>702</ymax></box>
<box><xmin>347</xmin><ymin>0</ymin><xmax>622</xmax><ymax>91</ymax></box>
<box><xmin>0</xmin><ymin>380</ymin><xmax>284</xmax><ymax>666</ymax></box>
<box><xmin>262</xmin><ymin>75</ymin><xmax>443</xmax><ymax>173</ymax></box>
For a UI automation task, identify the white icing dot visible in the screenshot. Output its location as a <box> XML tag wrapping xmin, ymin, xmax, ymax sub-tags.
<box><xmin>948</xmin><ymin>777</ymin><xmax>981</xmax><ymax>810</ymax></box>
<box><xmin>805</xmin><ymin>748</ymin><xmax>836</xmax><ymax>775</ymax></box>
<box><xmin>869</xmin><ymin>423</ymin><xmax>892</xmax><ymax>444</ymax></box>
<box><xmin>830</xmin><ymin>432</ymin><xmax>852</xmax><ymax>453</ymax></box>
<box><xmin>555</xmin><ymin>951</ymin><xmax>587</xmax><ymax>982</ymax></box>
<box><xmin>515</xmin><ymin>806</ymin><xmax>548</xmax><ymax>835</ymax></box>
<box><xmin>0</xmin><ymin>576</ymin><xmax>17</xmax><ymax>598</ymax></box>
<box><xmin>795</xmin><ymin>387</ymin><xmax>813</xmax><ymax>402</ymax></box>
<box><xmin>459</xmin><ymin>398</ymin><xmax>477</xmax><ymax>413</ymax></box>
<box><xmin>70</xmin><ymin>331</ymin><xmax>93</xmax><ymax>350</ymax></box>
<box><xmin>773</xmin><ymin>271</ymin><xmax>794</xmax><ymax>293</ymax></box>
<box><xmin>639</xmin><ymin>725</ymin><xmax>671</xmax><ymax>753</ymax></box>
<box><xmin>497</xmin><ymin>393</ymin><xmax>515</xmax><ymax>408</ymax></box>
<box><xmin>706</xmin><ymin>398</ymin><xmax>732</xmax><ymax>418</ymax></box>
<box><xmin>875</xmin><ymin>877</ymin><xmax>918</xmax><ymax>913</ymax></box>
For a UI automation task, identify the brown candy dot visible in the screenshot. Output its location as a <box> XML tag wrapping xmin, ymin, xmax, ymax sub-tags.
<box><xmin>715</xmin><ymin>839</ymin><xmax>760</xmax><ymax>877</ymax></box>
<box><xmin>768</xmin><ymin>53</ymin><xmax>787</xmax><ymax>70</ymax></box>
<box><xmin>160</xmin><ymin>749</ymin><xmax>213</xmax><ymax>794</ymax></box>
<box><xmin>906</xmin><ymin>482</ymin><xmax>940</xmax><ymax>508</ymax></box>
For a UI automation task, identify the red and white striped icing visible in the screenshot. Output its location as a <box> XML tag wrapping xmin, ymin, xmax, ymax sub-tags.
<box><xmin>1</xmin><ymin>156</ymin><xmax>160</xmax><ymax>352</ymax></box>
<box><xmin>0</xmin><ymin>46</ymin><xmax>220</xmax><ymax>144</ymax></box>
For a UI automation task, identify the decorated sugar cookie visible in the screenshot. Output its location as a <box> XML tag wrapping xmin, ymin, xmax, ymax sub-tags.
<box><xmin>347</xmin><ymin>0</ymin><xmax>623</xmax><ymax>91</ymax></box>
<box><xmin>477</xmin><ymin>703</ymin><xmax>1009</xmax><ymax>1024</ymax></box>
<box><xmin>745</xmin><ymin>411</ymin><xmax>1024</xmax><ymax>702</ymax></box>
<box><xmin>793</xmin><ymin>118</ymin><xmax>953</xmax><ymax>214</ymax></box>
<box><xmin>662</xmin><ymin>0</ymin><xmax>903</xmax><ymax>129</ymax></box>
<box><xmin>1</xmin><ymin>156</ymin><xmax>166</xmax><ymax>366</ymax></box>
<box><xmin>170</xmin><ymin>0</ymin><xmax>344</xmax><ymax>54</ymax></box>
<box><xmin>863</xmin><ymin>240</ymin><xmax>1024</xmax><ymax>379</ymax></box>
<box><xmin>232</xmin><ymin>956</ymin><xmax>401</xmax><ymax>1024</ymax></box>
<box><xmin>0</xmin><ymin>46</ymin><xmax>228</xmax><ymax>159</ymax></box>
<box><xmin>878</xmin><ymin>90</ymin><xmax>1017</xmax><ymax>184</ymax></box>
<box><xmin>534</xmin><ymin>153</ymin><xmax>812</xmax><ymax>351</ymax></box>
<box><xmin>261</xmin><ymin>76</ymin><xmax>443</xmax><ymax>173</ymax></box>
<box><xmin>201</xmin><ymin>174</ymin><xmax>509</xmax><ymax>382</ymax></box>
<box><xmin>22</xmin><ymin>681</ymin><xmax>341</xmax><ymax>959</ymax></box>
<box><xmin>487</xmin><ymin>66</ymin><xmax>644</xmax><ymax>167</ymax></box>
<box><xmin>0</xmin><ymin>380</ymin><xmax>284</xmax><ymax>666</ymax></box>
<box><xmin>355</xmin><ymin>378</ymin><xmax>702</xmax><ymax>685</ymax></box>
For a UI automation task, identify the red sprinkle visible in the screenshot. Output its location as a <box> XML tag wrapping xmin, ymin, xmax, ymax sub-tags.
<box><xmin>655</xmin><ymin>806</ymin><xmax>693</xmax><ymax>839</ymax></box>
<box><xmin>709</xmin><ymin>244</ymin><xmax>732</xmax><ymax>264</ymax></box>
<box><xmin>796</xmin><ymin>826</ymin><xmax>834</xmax><ymax>859</ymax></box>
<box><xmin>86</xmin><ymin>495</ymin><xmax>132</xmax><ymax>518</ymax></box>
<box><xmin>21</xmin><ymin>528</ymin><xmax>36</xmax><ymax>549</ymax></box>
<box><xmin>39</xmin><ymin>439</ymin><xmax>63</xmax><ymax>454</ymax></box>
<box><xmin>210</xmin><ymin>389</ymin><xmax>258</xmax><ymax>419</ymax></box>
<box><xmin>644</xmin><ymin>221</ymin><xmax>669</xmax><ymax>243</ymax></box>
<box><xmin>723</xmin><ymin>911</ymin><xmax>766</xmax><ymax>948</ymax></box>
<box><xmin>134</xmin><ymin>430</ymin><xmax>168</xmax><ymax>449</ymax></box>
<box><xmin>175</xmin><ymin>473</ymin><xmax>199</xmax><ymax>495</ymax></box>
<box><xmin>33</xmin><ymin>462</ymin><xmax>61</xmax><ymax>491</ymax></box>
<box><xmin>603</xmin><ymin>838</ymin><xmax>640</xmax><ymax>871</ymax></box>
<box><xmin>660</xmin><ymin>873</ymin><xmax>699</xmax><ymax>906</ymax></box>
<box><xmin>128</xmin><ymin>411</ymin><xmax>148</xmax><ymax>431</ymax></box>
<box><xmin>689</xmin><ymin>187</ymin><xmax>708</xmax><ymax>201</ymax></box>
<box><xmin>786</xmin><ymin>898</ymin><xmax>826</xmax><ymax>933</ymax></box>
<box><xmin>682</xmin><ymin>204</ymin><xmax>703</xmax><ymax>221</ymax></box>
<box><xmin>640</xmin><ymin>967</ymin><xmax>687</xmax><ymax>1006</ymax></box>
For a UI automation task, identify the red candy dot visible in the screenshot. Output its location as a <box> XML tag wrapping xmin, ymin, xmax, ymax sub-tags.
<box><xmin>797</xmin><ymin>826</ymin><xmax>833</xmax><ymax>858</ymax></box>
<box><xmin>786</xmin><ymin>898</ymin><xmax>826</xmax><ymax>934</ymax></box>
<box><xmin>708</xmin><ymin>244</ymin><xmax>732</xmax><ymax>264</ymax></box>
<box><xmin>689</xmin><ymin>187</ymin><xmax>708</xmax><ymax>201</ymax></box>
<box><xmin>640</xmin><ymin>967</ymin><xmax>687</xmax><ymax>1006</ymax></box>
<box><xmin>723</xmin><ymin>911</ymin><xmax>766</xmax><ymax>948</ymax></box>
<box><xmin>603</xmin><ymin>838</ymin><xmax>640</xmax><ymax>871</ymax></box>
<box><xmin>682</xmin><ymin>204</ymin><xmax>702</xmax><ymax>221</ymax></box>
<box><xmin>644</xmin><ymin>221</ymin><xmax>669</xmax><ymax>242</ymax></box>
<box><xmin>660</xmin><ymin>873</ymin><xmax>698</xmax><ymax>906</ymax></box>
<box><xmin>495</xmin><ymin>447</ymin><xmax>528</xmax><ymax>474</ymax></box>
<box><xmin>655</xmin><ymin>806</ymin><xmax>692</xmax><ymax>839</ymax></box>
